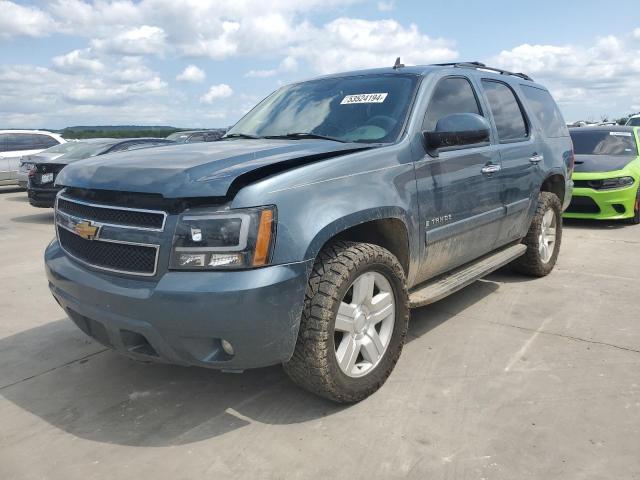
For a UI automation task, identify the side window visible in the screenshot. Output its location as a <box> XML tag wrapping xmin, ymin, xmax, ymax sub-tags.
<box><xmin>0</xmin><ymin>134</ymin><xmax>7</xmax><ymax>153</ymax></box>
<box><xmin>423</xmin><ymin>77</ymin><xmax>481</xmax><ymax>131</ymax></box>
<box><xmin>481</xmin><ymin>80</ymin><xmax>528</xmax><ymax>142</ymax></box>
<box><xmin>520</xmin><ymin>86</ymin><xmax>568</xmax><ymax>138</ymax></box>
<box><xmin>33</xmin><ymin>134</ymin><xmax>60</xmax><ymax>149</ymax></box>
<box><xmin>5</xmin><ymin>133</ymin><xmax>35</xmax><ymax>152</ymax></box>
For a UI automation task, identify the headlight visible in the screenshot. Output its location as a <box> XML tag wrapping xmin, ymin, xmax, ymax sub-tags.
<box><xmin>169</xmin><ymin>206</ymin><xmax>276</xmax><ymax>270</ymax></box>
<box><xmin>592</xmin><ymin>176</ymin><xmax>635</xmax><ymax>190</ymax></box>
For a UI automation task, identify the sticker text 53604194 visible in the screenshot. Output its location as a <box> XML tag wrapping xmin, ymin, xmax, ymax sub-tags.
<box><xmin>340</xmin><ymin>93</ymin><xmax>388</xmax><ymax>105</ymax></box>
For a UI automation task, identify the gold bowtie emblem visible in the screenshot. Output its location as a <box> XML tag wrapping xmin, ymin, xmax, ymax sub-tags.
<box><xmin>74</xmin><ymin>221</ymin><xmax>99</xmax><ymax>240</ymax></box>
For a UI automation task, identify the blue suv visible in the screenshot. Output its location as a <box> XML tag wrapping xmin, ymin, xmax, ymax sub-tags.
<box><xmin>45</xmin><ymin>61</ymin><xmax>573</xmax><ymax>402</ymax></box>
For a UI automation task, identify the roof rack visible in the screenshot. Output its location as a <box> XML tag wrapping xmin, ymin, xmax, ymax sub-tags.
<box><xmin>432</xmin><ymin>61</ymin><xmax>533</xmax><ymax>81</ymax></box>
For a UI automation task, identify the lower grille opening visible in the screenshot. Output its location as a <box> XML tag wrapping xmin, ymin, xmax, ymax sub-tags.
<box><xmin>67</xmin><ymin>309</ymin><xmax>113</xmax><ymax>348</ymax></box>
<box><xmin>612</xmin><ymin>204</ymin><xmax>626</xmax><ymax>214</ymax></box>
<box><xmin>58</xmin><ymin>227</ymin><xmax>157</xmax><ymax>275</ymax></box>
<box><xmin>121</xmin><ymin>330</ymin><xmax>158</xmax><ymax>357</ymax></box>
<box><xmin>566</xmin><ymin>196</ymin><xmax>600</xmax><ymax>214</ymax></box>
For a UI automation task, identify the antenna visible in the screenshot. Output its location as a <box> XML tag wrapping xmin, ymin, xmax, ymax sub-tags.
<box><xmin>393</xmin><ymin>57</ymin><xmax>404</xmax><ymax>70</ymax></box>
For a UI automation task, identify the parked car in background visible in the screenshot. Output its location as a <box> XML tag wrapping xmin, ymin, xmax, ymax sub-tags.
<box><xmin>564</xmin><ymin>126</ymin><xmax>640</xmax><ymax>223</ymax></box>
<box><xmin>166</xmin><ymin>129</ymin><xmax>226</xmax><ymax>143</ymax></box>
<box><xmin>0</xmin><ymin>130</ymin><xmax>65</xmax><ymax>186</ymax></box>
<box><xmin>18</xmin><ymin>141</ymin><xmax>82</xmax><ymax>188</ymax></box>
<box><xmin>28</xmin><ymin>137</ymin><xmax>175</xmax><ymax>207</ymax></box>
<box><xmin>626</xmin><ymin>115</ymin><xmax>640</xmax><ymax>127</ymax></box>
<box><xmin>46</xmin><ymin>61</ymin><xmax>573</xmax><ymax>402</ymax></box>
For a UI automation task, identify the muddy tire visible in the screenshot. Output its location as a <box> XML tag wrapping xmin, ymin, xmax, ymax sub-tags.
<box><xmin>284</xmin><ymin>241</ymin><xmax>409</xmax><ymax>403</ymax></box>
<box><xmin>511</xmin><ymin>191</ymin><xmax>562</xmax><ymax>277</ymax></box>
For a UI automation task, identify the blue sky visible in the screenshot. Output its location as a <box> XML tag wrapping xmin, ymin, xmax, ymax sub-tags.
<box><xmin>1</xmin><ymin>0</ymin><xmax>639</xmax><ymax>129</ymax></box>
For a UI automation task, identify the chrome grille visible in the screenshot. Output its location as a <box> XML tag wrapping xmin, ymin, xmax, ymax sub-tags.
<box><xmin>55</xmin><ymin>193</ymin><xmax>165</xmax><ymax>276</ymax></box>
<box><xmin>57</xmin><ymin>195</ymin><xmax>166</xmax><ymax>231</ymax></box>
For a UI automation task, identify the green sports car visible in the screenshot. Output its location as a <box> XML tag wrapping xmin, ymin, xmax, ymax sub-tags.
<box><xmin>564</xmin><ymin>126</ymin><xmax>640</xmax><ymax>224</ymax></box>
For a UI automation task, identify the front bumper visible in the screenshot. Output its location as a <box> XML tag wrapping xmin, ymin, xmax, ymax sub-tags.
<box><xmin>45</xmin><ymin>240</ymin><xmax>311</xmax><ymax>370</ymax></box>
<box><xmin>564</xmin><ymin>183</ymin><xmax>637</xmax><ymax>220</ymax></box>
<box><xmin>27</xmin><ymin>185</ymin><xmax>60</xmax><ymax>208</ymax></box>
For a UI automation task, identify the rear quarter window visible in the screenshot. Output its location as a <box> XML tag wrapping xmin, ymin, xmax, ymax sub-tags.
<box><xmin>520</xmin><ymin>86</ymin><xmax>569</xmax><ymax>138</ymax></box>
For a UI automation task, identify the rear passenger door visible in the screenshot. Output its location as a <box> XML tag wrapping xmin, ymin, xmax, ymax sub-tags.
<box><xmin>480</xmin><ymin>80</ymin><xmax>538</xmax><ymax>245</ymax></box>
<box><xmin>414</xmin><ymin>76</ymin><xmax>503</xmax><ymax>283</ymax></box>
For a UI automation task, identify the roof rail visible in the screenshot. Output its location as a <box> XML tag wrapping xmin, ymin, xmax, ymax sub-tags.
<box><xmin>432</xmin><ymin>61</ymin><xmax>534</xmax><ymax>81</ymax></box>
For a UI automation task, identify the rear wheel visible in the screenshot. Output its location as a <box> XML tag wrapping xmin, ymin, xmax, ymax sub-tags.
<box><xmin>284</xmin><ymin>241</ymin><xmax>409</xmax><ymax>403</ymax></box>
<box><xmin>511</xmin><ymin>191</ymin><xmax>562</xmax><ymax>277</ymax></box>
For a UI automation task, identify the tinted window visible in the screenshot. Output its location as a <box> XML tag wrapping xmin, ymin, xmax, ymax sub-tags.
<box><xmin>0</xmin><ymin>133</ymin><xmax>7</xmax><ymax>152</ymax></box>
<box><xmin>627</xmin><ymin>117</ymin><xmax>640</xmax><ymax>127</ymax></box>
<box><xmin>570</xmin><ymin>130</ymin><xmax>638</xmax><ymax>156</ymax></box>
<box><xmin>31</xmin><ymin>134</ymin><xmax>60</xmax><ymax>149</ymax></box>
<box><xmin>188</xmin><ymin>134</ymin><xmax>205</xmax><ymax>142</ymax></box>
<box><xmin>228</xmin><ymin>73</ymin><xmax>421</xmax><ymax>143</ymax></box>
<box><xmin>423</xmin><ymin>77</ymin><xmax>481</xmax><ymax>131</ymax></box>
<box><xmin>520</xmin><ymin>86</ymin><xmax>568</xmax><ymax>138</ymax></box>
<box><xmin>4</xmin><ymin>133</ymin><xmax>60</xmax><ymax>151</ymax></box>
<box><xmin>482</xmin><ymin>80</ymin><xmax>528</xmax><ymax>141</ymax></box>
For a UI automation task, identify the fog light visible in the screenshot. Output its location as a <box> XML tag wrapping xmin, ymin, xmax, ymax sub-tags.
<box><xmin>221</xmin><ymin>339</ymin><xmax>234</xmax><ymax>356</ymax></box>
<box><xmin>177</xmin><ymin>253</ymin><xmax>206</xmax><ymax>267</ymax></box>
<box><xmin>208</xmin><ymin>253</ymin><xmax>242</xmax><ymax>267</ymax></box>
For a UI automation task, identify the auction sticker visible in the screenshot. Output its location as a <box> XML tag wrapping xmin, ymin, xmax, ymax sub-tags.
<box><xmin>341</xmin><ymin>93</ymin><xmax>388</xmax><ymax>104</ymax></box>
<box><xmin>610</xmin><ymin>132</ymin><xmax>632</xmax><ymax>136</ymax></box>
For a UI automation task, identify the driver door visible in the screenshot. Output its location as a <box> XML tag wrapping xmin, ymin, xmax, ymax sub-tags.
<box><xmin>413</xmin><ymin>76</ymin><xmax>503</xmax><ymax>283</ymax></box>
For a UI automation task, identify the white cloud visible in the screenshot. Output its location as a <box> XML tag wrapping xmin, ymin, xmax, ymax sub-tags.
<box><xmin>245</xmin><ymin>56</ymin><xmax>298</xmax><ymax>78</ymax></box>
<box><xmin>200</xmin><ymin>84</ymin><xmax>233</xmax><ymax>104</ymax></box>
<box><xmin>377</xmin><ymin>1</ymin><xmax>395</xmax><ymax>11</ymax></box>
<box><xmin>176</xmin><ymin>65</ymin><xmax>206</xmax><ymax>82</ymax></box>
<box><xmin>491</xmin><ymin>32</ymin><xmax>640</xmax><ymax>120</ymax></box>
<box><xmin>91</xmin><ymin>25</ymin><xmax>167</xmax><ymax>56</ymax></box>
<box><xmin>52</xmin><ymin>49</ymin><xmax>104</xmax><ymax>74</ymax></box>
<box><xmin>0</xmin><ymin>1</ymin><xmax>57</xmax><ymax>38</ymax></box>
<box><xmin>289</xmin><ymin>18</ymin><xmax>458</xmax><ymax>73</ymax></box>
<box><xmin>633</xmin><ymin>28</ymin><xmax>640</xmax><ymax>40</ymax></box>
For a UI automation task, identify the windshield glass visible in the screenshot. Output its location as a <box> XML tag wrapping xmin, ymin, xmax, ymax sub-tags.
<box><xmin>58</xmin><ymin>142</ymin><xmax>114</xmax><ymax>160</ymax></box>
<box><xmin>570</xmin><ymin>130</ymin><xmax>638</xmax><ymax>156</ymax></box>
<box><xmin>42</xmin><ymin>142</ymin><xmax>83</xmax><ymax>154</ymax></box>
<box><xmin>166</xmin><ymin>132</ymin><xmax>192</xmax><ymax>142</ymax></box>
<box><xmin>627</xmin><ymin>117</ymin><xmax>640</xmax><ymax>126</ymax></box>
<box><xmin>226</xmin><ymin>73</ymin><xmax>421</xmax><ymax>144</ymax></box>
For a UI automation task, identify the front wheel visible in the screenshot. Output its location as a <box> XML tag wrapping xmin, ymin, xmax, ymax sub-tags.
<box><xmin>284</xmin><ymin>241</ymin><xmax>409</xmax><ymax>403</ymax></box>
<box><xmin>511</xmin><ymin>191</ymin><xmax>563</xmax><ymax>277</ymax></box>
<box><xmin>628</xmin><ymin>187</ymin><xmax>640</xmax><ymax>225</ymax></box>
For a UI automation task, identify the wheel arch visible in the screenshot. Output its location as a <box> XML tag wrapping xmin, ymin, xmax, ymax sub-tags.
<box><xmin>304</xmin><ymin>208</ymin><xmax>412</xmax><ymax>276</ymax></box>
<box><xmin>540</xmin><ymin>172</ymin><xmax>566</xmax><ymax>203</ymax></box>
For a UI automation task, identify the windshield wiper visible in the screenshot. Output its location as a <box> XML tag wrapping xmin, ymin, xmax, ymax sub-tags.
<box><xmin>221</xmin><ymin>133</ymin><xmax>262</xmax><ymax>140</ymax></box>
<box><xmin>264</xmin><ymin>132</ymin><xmax>347</xmax><ymax>143</ymax></box>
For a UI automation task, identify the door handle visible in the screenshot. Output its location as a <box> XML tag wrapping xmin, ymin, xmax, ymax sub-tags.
<box><xmin>529</xmin><ymin>153</ymin><xmax>544</xmax><ymax>164</ymax></box>
<box><xmin>481</xmin><ymin>164</ymin><xmax>501</xmax><ymax>175</ymax></box>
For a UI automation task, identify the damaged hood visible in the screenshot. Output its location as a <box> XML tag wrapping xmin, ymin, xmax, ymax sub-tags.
<box><xmin>56</xmin><ymin>139</ymin><xmax>369</xmax><ymax>198</ymax></box>
<box><xmin>573</xmin><ymin>154</ymin><xmax>636</xmax><ymax>173</ymax></box>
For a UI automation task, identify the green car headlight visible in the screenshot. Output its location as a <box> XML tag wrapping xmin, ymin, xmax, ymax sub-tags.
<box><xmin>595</xmin><ymin>176</ymin><xmax>635</xmax><ymax>190</ymax></box>
<box><xmin>170</xmin><ymin>206</ymin><xmax>276</xmax><ymax>270</ymax></box>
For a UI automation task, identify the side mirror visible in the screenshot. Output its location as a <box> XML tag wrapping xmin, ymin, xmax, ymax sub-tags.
<box><xmin>423</xmin><ymin>113</ymin><xmax>491</xmax><ymax>157</ymax></box>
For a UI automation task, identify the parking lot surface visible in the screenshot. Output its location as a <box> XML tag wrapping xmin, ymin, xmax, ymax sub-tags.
<box><xmin>1</xmin><ymin>185</ymin><xmax>639</xmax><ymax>480</ymax></box>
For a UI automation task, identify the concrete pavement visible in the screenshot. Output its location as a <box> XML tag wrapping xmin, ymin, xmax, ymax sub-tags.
<box><xmin>1</xmin><ymin>185</ymin><xmax>639</xmax><ymax>480</ymax></box>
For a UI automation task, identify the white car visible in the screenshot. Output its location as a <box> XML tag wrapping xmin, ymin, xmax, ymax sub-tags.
<box><xmin>0</xmin><ymin>130</ymin><xmax>65</xmax><ymax>187</ymax></box>
<box><xmin>626</xmin><ymin>114</ymin><xmax>640</xmax><ymax>127</ymax></box>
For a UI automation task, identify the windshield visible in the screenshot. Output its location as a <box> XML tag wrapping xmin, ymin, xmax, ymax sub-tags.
<box><xmin>627</xmin><ymin>117</ymin><xmax>640</xmax><ymax>126</ymax></box>
<box><xmin>58</xmin><ymin>142</ymin><xmax>114</xmax><ymax>160</ymax></box>
<box><xmin>226</xmin><ymin>73</ymin><xmax>421</xmax><ymax>144</ymax></box>
<box><xmin>42</xmin><ymin>142</ymin><xmax>82</xmax><ymax>154</ymax></box>
<box><xmin>570</xmin><ymin>130</ymin><xmax>638</xmax><ymax>156</ymax></box>
<box><xmin>166</xmin><ymin>132</ymin><xmax>192</xmax><ymax>142</ymax></box>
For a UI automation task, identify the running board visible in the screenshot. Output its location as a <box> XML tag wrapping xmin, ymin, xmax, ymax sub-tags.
<box><xmin>409</xmin><ymin>244</ymin><xmax>527</xmax><ymax>308</ymax></box>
